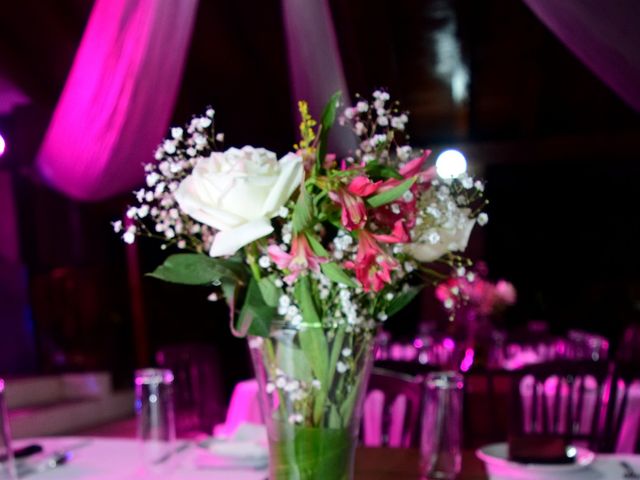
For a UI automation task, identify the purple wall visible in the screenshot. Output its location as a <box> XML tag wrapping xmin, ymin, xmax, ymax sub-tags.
<box><xmin>0</xmin><ymin>172</ymin><xmax>36</xmax><ymax>375</ymax></box>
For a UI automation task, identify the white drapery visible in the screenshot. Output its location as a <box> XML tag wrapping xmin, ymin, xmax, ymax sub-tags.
<box><xmin>281</xmin><ymin>0</ymin><xmax>356</xmax><ymax>154</ymax></box>
<box><xmin>36</xmin><ymin>0</ymin><xmax>199</xmax><ymax>201</ymax></box>
<box><xmin>524</xmin><ymin>0</ymin><xmax>640</xmax><ymax>112</ymax></box>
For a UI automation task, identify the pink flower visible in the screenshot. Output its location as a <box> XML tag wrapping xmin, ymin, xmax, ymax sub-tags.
<box><xmin>399</xmin><ymin>150</ymin><xmax>431</xmax><ymax>177</ymax></box>
<box><xmin>330</xmin><ymin>176</ymin><xmax>382</xmax><ymax>230</ymax></box>
<box><xmin>348</xmin><ymin>176</ymin><xmax>382</xmax><ymax>196</ymax></box>
<box><xmin>268</xmin><ymin>235</ymin><xmax>327</xmax><ymax>284</ymax></box>
<box><xmin>495</xmin><ymin>280</ymin><xmax>517</xmax><ymax>305</ymax></box>
<box><xmin>345</xmin><ymin>230</ymin><xmax>398</xmax><ymax>292</ymax></box>
<box><xmin>371</xmin><ymin>219</ymin><xmax>410</xmax><ymax>244</ymax></box>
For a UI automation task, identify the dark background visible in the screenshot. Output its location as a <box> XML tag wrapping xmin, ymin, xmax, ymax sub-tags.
<box><xmin>0</xmin><ymin>0</ymin><xmax>638</xmax><ymax>392</ymax></box>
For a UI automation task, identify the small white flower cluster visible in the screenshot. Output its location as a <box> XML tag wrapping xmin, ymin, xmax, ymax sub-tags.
<box><xmin>265</xmin><ymin>369</ymin><xmax>321</xmax><ymax>424</ymax></box>
<box><xmin>338</xmin><ymin>90</ymin><xmax>411</xmax><ymax>166</ymax></box>
<box><xmin>312</xmin><ymin>270</ymin><xmax>332</xmax><ymax>300</ymax></box>
<box><xmin>114</xmin><ymin>109</ymin><xmax>223</xmax><ymax>252</ymax></box>
<box><xmin>336</xmin><ymin>345</ymin><xmax>354</xmax><ymax>374</ymax></box>
<box><xmin>277</xmin><ymin>294</ymin><xmax>303</xmax><ymax>327</ymax></box>
<box><xmin>442</xmin><ymin>267</ymin><xmax>474</xmax><ymax>311</ymax></box>
<box><xmin>415</xmin><ymin>173</ymin><xmax>488</xmax><ymax>243</ymax></box>
<box><xmin>331</xmin><ymin>229</ymin><xmax>356</xmax><ymax>261</ymax></box>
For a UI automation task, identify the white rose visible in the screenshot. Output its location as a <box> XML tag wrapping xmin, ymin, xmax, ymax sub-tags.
<box><xmin>175</xmin><ymin>146</ymin><xmax>303</xmax><ymax>257</ymax></box>
<box><xmin>406</xmin><ymin>218</ymin><xmax>475</xmax><ymax>262</ymax></box>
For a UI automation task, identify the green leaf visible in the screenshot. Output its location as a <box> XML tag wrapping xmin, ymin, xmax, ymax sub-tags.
<box><xmin>294</xmin><ymin>276</ymin><xmax>330</xmax><ymax>423</ymax></box>
<box><xmin>292</xmin><ymin>189</ymin><xmax>313</xmax><ymax>234</ymax></box>
<box><xmin>365</xmin><ymin>161</ymin><xmax>403</xmax><ymax>180</ymax></box>
<box><xmin>321</xmin><ymin>262</ymin><xmax>357</xmax><ymax>287</ymax></box>
<box><xmin>270</xmin><ymin>425</ymin><xmax>352</xmax><ymax>478</ymax></box>
<box><xmin>366</xmin><ymin>176</ymin><xmax>416</xmax><ymax>208</ymax></box>
<box><xmin>235</xmin><ymin>277</ymin><xmax>277</xmax><ymax>337</ymax></box>
<box><xmin>294</xmin><ymin>276</ymin><xmax>328</xmax><ymax>380</ymax></box>
<box><xmin>257</xmin><ymin>276</ymin><xmax>282</xmax><ymax>308</ymax></box>
<box><xmin>305</xmin><ymin>233</ymin><xmax>329</xmax><ymax>257</ymax></box>
<box><xmin>386</xmin><ymin>285</ymin><xmax>423</xmax><ymax>317</ymax></box>
<box><xmin>316</xmin><ymin>91</ymin><xmax>341</xmax><ymax>172</ymax></box>
<box><xmin>147</xmin><ymin>253</ymin><xmax>247</xmax><ymax>285</ymax></box>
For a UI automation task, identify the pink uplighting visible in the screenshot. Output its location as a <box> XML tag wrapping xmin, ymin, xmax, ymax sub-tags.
<box><xmin>36</xmin><ymin>0</ymin><xmax>198</xmax><ymax>201</ymax></box>
<box><xmin>460</xmin><ymin>348</ymin><xmax>475</xmax><ymax>372</ymax></box>
<box><xmin>443</xmin><ymin>338</ymin><xmax>455</xmax><ymax>351</ymax></box>
<box><xmin>0</xmin><ymin>132</ymin><xmax>5</xmax><ymax>157</ymax></box>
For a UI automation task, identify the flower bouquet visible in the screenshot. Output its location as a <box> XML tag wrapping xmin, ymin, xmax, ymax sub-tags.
<box><xmin>436</xmin><ymin>265</ymin><xmax>516</xmax><ymax>316</ymax></box>
<box><xmin>117</xmin><ymin>91</ymin><xmax>487</xmax><ymax>479</ymax></box>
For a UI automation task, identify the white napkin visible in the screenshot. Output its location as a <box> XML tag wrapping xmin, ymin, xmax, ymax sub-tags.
<box><xmin>195</xmin><ymin>423</ymin><xmax>268</xmax><ymax>470</ymax></box>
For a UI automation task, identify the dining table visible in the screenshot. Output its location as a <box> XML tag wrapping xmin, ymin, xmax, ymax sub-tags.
<box><xmin>10</xmin><ymin>436</ymin><xmax>640</xmax><ymax>479</ymax></box>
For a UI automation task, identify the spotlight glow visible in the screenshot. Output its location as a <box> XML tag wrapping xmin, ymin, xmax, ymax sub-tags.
<box><xmin>436</xmin><ymin>149</ymin><xmax>466</xmax><ymax>178</ymax></box>
<box><xmin>0</xmin><ymin>133</ymin><xmax>5</xmax><ymax>157</ymax></box>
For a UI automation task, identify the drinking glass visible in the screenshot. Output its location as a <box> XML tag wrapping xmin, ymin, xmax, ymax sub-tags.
<box><xmin>421</xmin><ymin>372</ymin><xmax>463</xmax><ymax>479</ymax></box>
<box><xmin>0</xmin><ymin>379</ymin><xmax>17</xmax><ymax>480</ymax></box>
<box><xmin>135</xmin><ymin>369</ymin><xmax>176</xmax><ymax>470</ymax></box>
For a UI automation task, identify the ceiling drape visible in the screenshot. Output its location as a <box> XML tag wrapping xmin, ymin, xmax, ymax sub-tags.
<box><xmin>36</xmin><ymin>0</ymin><xmax>199</xmax><ymax>201</ymax></box>
<box><xmin>281</xmin><ymin>0</ymin><xmax>356</xmax><ymax>154</ymax></box>
<box><xmin>524</xmin><ymin>0</ymin><xmax>640</xmax><ymax>112</ymax></box>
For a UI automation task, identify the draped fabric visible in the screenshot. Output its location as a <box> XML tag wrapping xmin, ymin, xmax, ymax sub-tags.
<box><xmin>36</xmin><ymin>0</ymin><xmax>199</xmax><ymax>201</ymax></box>
<box><xmin>281</xmin><ymin>0</ymin><xmax>356</xmax><ymax>153</ymax></box>
<box><xmin>524</xmin><ymin>0</ymin><xmax>640</xmax><ymax>112</ymax></box>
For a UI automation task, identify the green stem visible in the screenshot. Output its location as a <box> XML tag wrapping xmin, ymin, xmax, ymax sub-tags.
<box><xmin>265</xmin><ymin>337</ymin><xmax>288</xmax><ymax>421</ymax></box>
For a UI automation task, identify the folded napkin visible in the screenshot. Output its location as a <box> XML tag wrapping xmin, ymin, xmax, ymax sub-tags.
<box><xmin>195</xmin><ymin>423</ymin><xmax>268</xmax><ymax>470</ymax></box>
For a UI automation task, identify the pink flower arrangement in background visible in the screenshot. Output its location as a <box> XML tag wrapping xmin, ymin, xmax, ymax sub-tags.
<box><xmin>436</xmin><ymin>264</ymin><xmax>516</xmax><ymax>316</ymax></box>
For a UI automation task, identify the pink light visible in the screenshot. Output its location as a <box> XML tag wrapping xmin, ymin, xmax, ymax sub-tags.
<box><xmin>460</xmin><ymin>347</ymin><xmax>475</xmax><ymax>372</ymax></box>
<box><xmin>443</xmin><ymin>337</ymin><xmax>455</xmax><ymax>351</ymax></box>
<box><xmin>0</xmin><ymin>133</ymin><xmax>5</xmax><ymax>157</ymax></box>
<box><xmin>413</xmin><ymin>338</ymin><xmax>424</xmax><ymax>349</ymax></box>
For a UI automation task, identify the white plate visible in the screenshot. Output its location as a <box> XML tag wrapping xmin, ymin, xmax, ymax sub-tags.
<box><xmin>476</xmin><ymin>442</ymin><xmax>595</xmax><ymax>474</ymax></box>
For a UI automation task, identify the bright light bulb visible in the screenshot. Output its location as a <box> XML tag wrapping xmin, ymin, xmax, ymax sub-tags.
<box><xmin>0</xmin><ymin>133</ymin><xmax>5</xmax><ymax>157</ymax></box>
<box><xmin>436</xmin><ymin>149</ymin><xmax>466</xmax><ymax>178</ymax></box>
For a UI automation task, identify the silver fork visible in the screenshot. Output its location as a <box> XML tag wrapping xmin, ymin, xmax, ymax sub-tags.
<box><xmin>621</xmin><ymin>461</ymin><xmax>640</xmax><ymax>479</ymax></box>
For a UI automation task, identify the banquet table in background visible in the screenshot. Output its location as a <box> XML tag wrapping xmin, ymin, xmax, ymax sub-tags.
<box><xmin>11</xmin><ymin>437</ymin><xmax>486</xmax><ymax>479</ymax></box>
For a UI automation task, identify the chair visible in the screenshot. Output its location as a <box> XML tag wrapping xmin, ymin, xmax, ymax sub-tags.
<box><xmin>600</xmin><ymin>362</ymin><xmax>640</xmax><ymax>453</ymax></box>
<box><xmin>213</xmin><ymin>378</ymin><xmax>262</xmax><ymax>436</ymax></box>
<box><xmin>362</xmin><ymin>368</ymin><xmax>423</xmax><ymax>448</ymax></box>
<box><xmin>155</xmin><ymin>343</ymin><xmax>226</xmax><ymax>436</ymax></box>
<box><xmin>509</xmin><ymin>360</ymin><xmax>611</xmax><ymax>451</ymax></box>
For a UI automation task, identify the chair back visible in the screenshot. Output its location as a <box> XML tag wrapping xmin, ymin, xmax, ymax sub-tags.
<box><xmin>156</xmin><ymin>343</ymin><xmax>225</xmax><ymax>435</ymax></box>
<box><xmin>362</xmin><ymin>368</ymin><xmax>423</xmax><ymax>448</ymax></box>
<box><xmin>601</xmin><ymin>362</ymin><xmax>640</xmax><ymax>453</ymax></box>
<box><xmin>510</xmin><ymin>360</ymin><xmax>610</xmax><ymax>450</ymax></box>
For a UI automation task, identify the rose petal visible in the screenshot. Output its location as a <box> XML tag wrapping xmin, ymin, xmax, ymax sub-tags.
<box><xmin>405</xmin><ymin>218</ymin><xmax>476</xmax><ymax>262</ymax></box>
<box><xmin>175</xmin><ymin>176</ymin><xmax>245</xmax><ymax>230</ymax></box>
<box><xmin>261</xmin><ymin>153</ymin><xmax>303</xmax><ymax>217</ymax></box>
<box><xmin>209</xmin><ymin>217</ymin><xmax>274</xmax><ymax>257</ymax></box>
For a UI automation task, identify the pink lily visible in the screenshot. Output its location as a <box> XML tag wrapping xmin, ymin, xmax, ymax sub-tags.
<box><xmin>268</xmin><ymin>235</ymin><xmax>327</xmax><ymax>284</ymax></box>
<box><xmin>329</xmin><ymin>176</ymin><xmax>382</xmax><ymax>230</ymax></box>
<box><xmin>399</xmin><ymin>150</ymin><xmax>431</xmax><ymax>177</ymax></box>
<box><xmin>345</xmin><ymin>230</ymin><xmax>398</xmax><ymax>292</ymax></box>
<box><xmin>372</xmin><ymin>219</ymin><xmax>410</xmax><ymax>244</ymax></box>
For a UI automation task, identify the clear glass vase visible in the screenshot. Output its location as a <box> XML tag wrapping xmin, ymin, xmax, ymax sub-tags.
<box><xmin>249</xmin><ymin>322</ymin><xmax>376</xmax><ymax>480</ymax></box>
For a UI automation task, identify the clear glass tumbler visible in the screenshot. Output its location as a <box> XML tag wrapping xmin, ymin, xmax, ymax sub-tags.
<box><xmin>0</xmin><ymin>379</ymin><xmax>17</xmax><ymax>480</ymax></box>
<box><xmin>135</xmin><ymin>369</ymin><xmax>176</xmax><ymax>469</ymax></box>
<box><xmin>421</xmin><ymin>372</ymin><xmax>463</xmax><ymax>479</ymax></box>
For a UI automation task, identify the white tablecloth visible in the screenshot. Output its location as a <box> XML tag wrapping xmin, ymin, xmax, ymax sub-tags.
<box><xmin>12</xmin><ymin>437</ymin><xmax>266</xmax><ymax>479</ymax></box>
